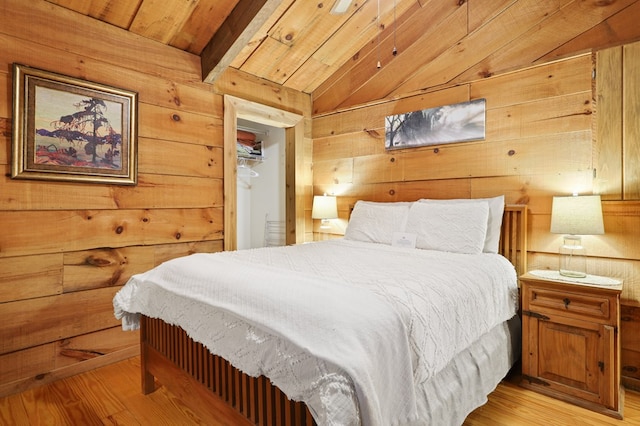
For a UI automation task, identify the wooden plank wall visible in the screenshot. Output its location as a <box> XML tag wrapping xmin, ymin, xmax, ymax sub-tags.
<box><xmin>0</xmin><ymin>0</ymin><xmax>223</xmax><ymax>397</ymax></box>
<box><xmin>311</xmin><ymin>48</ymin><xmax>640</xmax><ymax>390</ymax></box>
<box><xmin>0</xmin><ymin>0</ymin><xmax>311</xmax><ymax>397</ymax></box>
<box><xmin>594</xmin><ymin>43</ymin><xmax>640</xmax><ymax>390</ymax></box>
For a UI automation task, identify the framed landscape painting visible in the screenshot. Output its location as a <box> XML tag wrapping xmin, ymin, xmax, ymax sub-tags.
<box><xmin>385</xmin><ymin>98</ymin><xmax>486</xmax><ymax>150</ymax></box>
<box><xmin>11</xmin><ymin>63</ymin><xmax>138</xmax><ymax>185</ymax></box>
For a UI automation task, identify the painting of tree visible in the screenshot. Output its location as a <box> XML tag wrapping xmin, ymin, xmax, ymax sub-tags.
<box><xmin>385</xmin><ymin>99</ymin><xmax>486</xmax><ymax>150</ymax></box>
<box><xmin>35</xmin><ymin>88</ymin><xmax>123</xmax><ymax>169</ymax></box>
<box><xmin>12</xmin><ymin>64</ymin><xmax>137</xmax><ymax>185</ymax></box>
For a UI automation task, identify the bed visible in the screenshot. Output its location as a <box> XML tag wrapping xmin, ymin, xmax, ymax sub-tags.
<box><xmin>113</xmin><ymin>198</ymin><xmax>527</xmax><ymax>426</ymax></box>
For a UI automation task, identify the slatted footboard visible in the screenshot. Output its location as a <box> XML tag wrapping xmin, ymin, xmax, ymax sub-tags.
<box><xmin>141</xmin><ymin>315</ymin><xmax>316</xmax><ymax>426</ymax></box>
<box><xmin>139</xmin><ymin>204</ymin><xmax>528</xmax><ymax>426</ymax></box>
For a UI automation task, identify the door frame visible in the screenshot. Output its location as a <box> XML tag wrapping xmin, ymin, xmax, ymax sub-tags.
<box><xmin>223</xmin><ymin>95</ymin><xmax>304</xmax><ymax>251</ymax></box>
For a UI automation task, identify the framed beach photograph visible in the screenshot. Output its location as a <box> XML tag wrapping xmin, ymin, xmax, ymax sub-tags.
<box><xmin>385</xmin><ymin>98</ymin><xmax>486</xmax><ymax>150</ymax></box>
<box><xmin>11</xmin><ymin>63</ymin><xmax>138</xmax><ymax>185</ymax></box>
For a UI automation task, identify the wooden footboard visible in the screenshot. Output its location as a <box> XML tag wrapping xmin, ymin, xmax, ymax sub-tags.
<box><xmin>140</xmin><ymin>315</ymin><xmax>316</xmax><ymax>426</ymax></box>
<box><xmin>139</xmin><ymin>204</ymin><xmax>527</xmax><ymax>425</ymax></box>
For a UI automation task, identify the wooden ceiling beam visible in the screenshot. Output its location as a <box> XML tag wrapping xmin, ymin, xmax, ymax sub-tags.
<box><xmin>201</xmin><ymin>0</ymin><xmax>282</xmax><ymax>84</ymax></box>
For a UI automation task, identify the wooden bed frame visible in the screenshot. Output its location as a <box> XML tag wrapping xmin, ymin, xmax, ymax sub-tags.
<box><xmin>139</xmin><ymin>204</ymin><xmax>528</xmax><ymax>426</ymax></box>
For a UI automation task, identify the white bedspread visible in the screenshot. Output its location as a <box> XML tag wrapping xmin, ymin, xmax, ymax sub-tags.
<box><xmin>113</xmin><ymin>239</ymin><xmax>518</xmax><ymax>426</ymax></box>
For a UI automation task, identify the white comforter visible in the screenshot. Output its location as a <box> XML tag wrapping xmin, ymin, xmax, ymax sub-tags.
<box><xmin>113</xmin><ymin>239</ymin><xmax>518</xmax><ymax>426</ymax></box>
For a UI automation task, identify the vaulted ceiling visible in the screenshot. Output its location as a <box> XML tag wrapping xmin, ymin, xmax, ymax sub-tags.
<box><xmin>44</xmin><ymin>0</ymin><xmax>640</xmax><ymax>115</ymax></box>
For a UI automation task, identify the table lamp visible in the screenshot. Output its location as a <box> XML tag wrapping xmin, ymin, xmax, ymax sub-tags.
<box><xmin>312</xmin><ymin>194</ymin><xmax>338</xmax><ymax>230</ymax></box>
<box><xmin>550</xmin><ymin>194</ymin><xmax>604</xmax><ymax>278</ymax></box>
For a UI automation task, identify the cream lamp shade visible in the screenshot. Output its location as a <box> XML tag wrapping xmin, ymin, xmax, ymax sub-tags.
<box><xmin>550</xmin><ymin>195</ymin><xmax>604</xmax><ymax>278</ymax></box>
<box><xmin>312</xmin><ymin>194</ymin><xmax>338</xmax><ymax>229</ymax></box>
<box><xmin>550</xmin><ymin>195</ymin><xmax>604</xmax><ymax>236</ymax></box>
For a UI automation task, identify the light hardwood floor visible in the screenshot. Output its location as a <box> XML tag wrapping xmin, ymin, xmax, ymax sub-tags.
<box><xmin>1</xmin><ymin>356</ymin><xmax>639</xmax><ymax>425</ymax></box>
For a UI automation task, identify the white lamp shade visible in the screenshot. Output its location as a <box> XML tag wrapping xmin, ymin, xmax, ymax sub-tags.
<box><xmin>312</xmin><ymin>195</ymin><xmax>338</xmax><ymax>219</ymax></box>
<box><xmin>550</xmin><ymin>195</ymin><xmax>604</xmax><ymax>235</ymax></box>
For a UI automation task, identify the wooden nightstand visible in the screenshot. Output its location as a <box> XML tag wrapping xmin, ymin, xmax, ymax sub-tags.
<box><xmin>520</xmin><ymin>270</ymin><xmax>624</xmax><ymax>419</ymax></box>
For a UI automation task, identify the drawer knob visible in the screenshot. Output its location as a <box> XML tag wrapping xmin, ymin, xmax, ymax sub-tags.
<box><xmin>563</xmin><ymin>298</ymin><xmax>571</xmax><ymax>308</ymax></box>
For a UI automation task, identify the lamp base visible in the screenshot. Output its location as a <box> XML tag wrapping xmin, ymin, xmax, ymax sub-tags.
<box><xmin>558</xmin><ymin>235</ymin><xmax>586</xmax><ymax>279</ymax></box>
<box><xmin>559</xmin><ymin>269</ymin><xmax>587</xmax><ymax>279</ymax></box>
<box><xmin>319</xmin><ymin>218</ymin><xmax>331</xmax><ymax>230</ymax></box>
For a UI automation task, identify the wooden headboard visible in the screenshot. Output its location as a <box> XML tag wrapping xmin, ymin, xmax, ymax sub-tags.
<box><xmin>500</xmin><ymin>204</ymin><xmax>528</xmax><ymax>276</ymax></box>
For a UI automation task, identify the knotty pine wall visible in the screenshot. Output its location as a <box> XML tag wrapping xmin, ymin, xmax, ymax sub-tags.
<box><xmin>312</xmin><ymin>47</ymin><xmax>640</xmax><ymax>389</ymax></box>
<box><xmin>0</xmin><ymin>0</ymin><xmax>311</xmax><ymax>397</ymax></box>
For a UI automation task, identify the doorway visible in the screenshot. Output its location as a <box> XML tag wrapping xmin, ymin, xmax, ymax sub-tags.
<box><xmin>223</xmin><ymin>95</ymin><xmax>304</xmax><ymax>251</ymax></box>
<box><xmin>236</xmin><ymin>119</ymin><xmax>285</xmax><ymax>250</ymax></box>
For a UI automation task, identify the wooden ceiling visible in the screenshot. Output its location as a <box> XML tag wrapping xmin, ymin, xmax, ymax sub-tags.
<box><xmin>44</xmin><ymin>0</ymin><xmax>640</xmax><ymax>115</ymax></box>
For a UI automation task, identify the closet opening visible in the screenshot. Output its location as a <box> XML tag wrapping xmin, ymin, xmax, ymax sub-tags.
<box><xmin>236</xmin><ymin>119</ymin><xmax>286</xmax><ymax>250</ymax></box>
<box><xmin>223</xmin><ymin>95</ymin><xmax>304</xmax><ymax>251</ymax></box>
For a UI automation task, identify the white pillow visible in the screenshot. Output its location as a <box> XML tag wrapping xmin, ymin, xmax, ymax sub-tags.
<box><xmin>344</xmin><ymin>201</ymin><xmax>411</xmax><ymax>245</ymax></box>
<box><xmin>405</xmin><ymin>201</ymin><xmax>489</xmax><ymax>254</ymax></box>
<box><xmin>418</xmin><ymin>195</ymin><xmax>504</xmax><ymax>253</ymax></box>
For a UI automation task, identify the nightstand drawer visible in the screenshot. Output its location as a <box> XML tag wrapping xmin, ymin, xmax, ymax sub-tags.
<box><xmin>524</xmin><ymin>286</ymin><xmax>613</xmax><ymax>323</ymax></box>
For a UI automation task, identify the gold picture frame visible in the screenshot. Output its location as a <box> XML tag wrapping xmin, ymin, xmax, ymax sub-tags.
<box><xmin>12</xmin><ymin>63</ymin><xmax>138</xmax><ymax>185</ymax></box>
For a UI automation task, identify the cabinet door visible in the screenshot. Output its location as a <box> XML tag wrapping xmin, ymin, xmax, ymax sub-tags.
<box><xmin>523</xmin><ymin>314</ymin><xmax>614</xmax><ymax>406</ymax></box>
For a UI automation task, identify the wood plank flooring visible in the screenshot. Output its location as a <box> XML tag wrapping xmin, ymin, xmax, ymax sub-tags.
<box><xmin>1</xmin><ymin>356</ymin><xmax>639</xmax><ymax>425</ymax></box>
